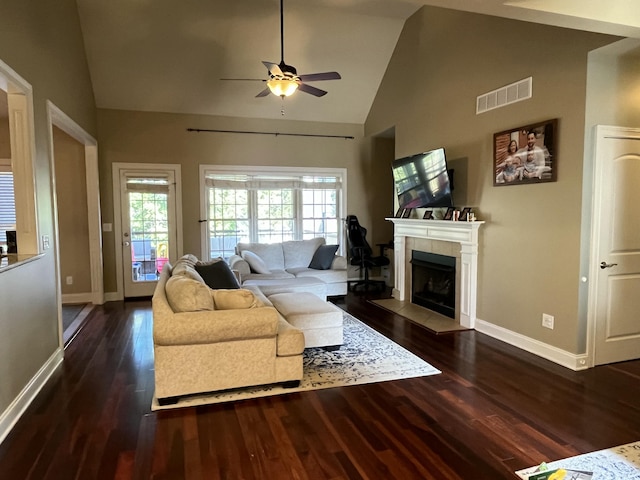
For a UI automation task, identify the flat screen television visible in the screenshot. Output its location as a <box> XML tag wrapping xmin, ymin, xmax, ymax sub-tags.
<box><xmin>392</xmin><ymin>147</ymin><xmax>454</xmax><ymax>209</ymax></box>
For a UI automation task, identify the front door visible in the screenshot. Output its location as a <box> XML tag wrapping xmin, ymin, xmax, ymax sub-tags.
<box><xmin>591</xmin><ymin>126</ymin><xmax>640</xmax><ymax>365</ymax></box>
<box><xmin>117</xmin><ymin>167</ymin><xmax>179</xmax><ymax>298</ymax></box>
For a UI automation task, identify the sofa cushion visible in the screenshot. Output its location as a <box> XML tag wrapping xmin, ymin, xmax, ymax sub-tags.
<box><xmin>172</xmin><ymin>254</ymin><xmax>205</xmax><ymax>283</ymax></box>
<box><xmin>211</xmin><ymin>289</ymin><xmax>263</xmax><ymax>310</ymax></box>
<box><xmin>288</xmin><ymin>267</ymin><xmax>346</xmax><ymax>285</ymax></box>
<box><xmin>309</xmin><ymin>244</ymin><xmax>339</xmax><ymax>270</ymax></box>
<box><xmin>165</xmin><ymin>275</ymin><xmax>214</xmax><ymax>312</ymax></box>
<box><xmin>241</xmin><ymin>250</ymin><xmax>272</xmax><ymax>274</ymax></box>
<box><xmin>236</xmin><ymin>242</ymin><xmax>285</xmax><ymax>270</ymax></box>
<box><xmin>195</xmin><ymin>258</ymin><xmax>240</xmax><ymax>289</ymax></box>
<box><xmin>282</xmin><ymin>238</ymin><xmax>325</xmax><ymax>269</ymax></box>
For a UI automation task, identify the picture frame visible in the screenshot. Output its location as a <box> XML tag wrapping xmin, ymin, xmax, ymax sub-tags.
<box><xmin>443</xmin><ymin>207</ymin><xmax>455</xmax><ymax>221</ymax></box>
<box><xmin>459</xmin><ymin>207</ymin><xmax>472</xmax><ymax>222</ymax></box>
<box><xmin>395</xmin><ymin>207</ymin><xmax>404</xmax><ymax>218</ymax></box>
<box><xmin>401</xmin><ymin>208</ymin><xmax>412</xmax><ymax>218</ymax></box>
<box><xmin>423</xmin><ymin>210</ymin><xmax>433</xmax><ymax>220</ymax></box>
<box><xmin>493</xmin><ymin>118</ymin><xmax>557</xmax><ymax>186</ymax></box>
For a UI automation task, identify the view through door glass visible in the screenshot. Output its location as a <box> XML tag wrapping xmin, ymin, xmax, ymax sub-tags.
<box><xmin>123</xmin><ymin>176</ymin><xmax>171</xmax><ymax>296</ymax></box>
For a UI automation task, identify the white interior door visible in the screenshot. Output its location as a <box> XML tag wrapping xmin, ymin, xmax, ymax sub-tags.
<box><xmin>118</xmin><ymin>169</ymin><xmax>178</xmax><ymax>298</ymax></box>
<box><xmin>591</xmin><ymin>126</ymin><xmax>640</xmax><ymax>365</ymax></box>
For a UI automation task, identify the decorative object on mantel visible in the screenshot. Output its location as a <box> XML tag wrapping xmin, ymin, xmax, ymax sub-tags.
<box><xmin>395</xmin><ymin>207</ymin><xmax>404</xmax><ymax>218</ymax></box>
<box><xmin>443</xmin><ymin>207</ymin><xmax>455</xmax><ymax>220</ymax></box>
<box><xmin>459</xmin><ymin>207</ymin><xmax>472</xmax><ymax>221</ymax></box>
<box><xmin>401</xmin><ymin>208</ymin><xmax>412</xmax><ymax>218</ymax></box>
<box><xmin>423</xmin><ymin>210</ymin><xmax>433</xmax><ymax>220</ymax></box>
<box><xmin>494</xmin><ymin>118</ymin><xmax>557</xmax><ymax>186</ymax></box>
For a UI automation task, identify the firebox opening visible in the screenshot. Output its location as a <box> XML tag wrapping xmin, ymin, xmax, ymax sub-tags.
<box><xmin>411</xmin><ymin>250</ymin><xmax>456</xmax><ymax>319</ymax></box>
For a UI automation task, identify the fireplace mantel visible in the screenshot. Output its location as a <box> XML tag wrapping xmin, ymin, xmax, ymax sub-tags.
<box><xmin>386</xmin><ymin>218</ymin><xmax>484</xmax><ymax>329</ymax></box>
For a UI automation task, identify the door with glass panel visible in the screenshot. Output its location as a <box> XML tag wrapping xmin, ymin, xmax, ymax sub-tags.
<box><xmin>120</xmin><ymin>170</ymin><xmax>178</xmax><ymax>297</ymax></box>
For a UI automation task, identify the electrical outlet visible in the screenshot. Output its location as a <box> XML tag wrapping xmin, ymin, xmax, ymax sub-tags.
<box><xmin>542</xmin><ymin>313</ymin><xmax>554</xmax><ymax>329</ymax></box>
<box><xmin>66</xmin><ymin>276</ymin><xmax>73</xmax><ymax>285</ymax></box>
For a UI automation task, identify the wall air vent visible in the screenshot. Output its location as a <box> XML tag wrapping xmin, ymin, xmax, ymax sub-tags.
<box><xmin>476</xmin><ymin>77</ymin><xmax>532</xmax><ymax>114</ymax></box>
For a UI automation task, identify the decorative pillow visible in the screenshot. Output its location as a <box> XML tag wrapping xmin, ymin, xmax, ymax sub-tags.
<box><xmin>195</xmin><ymin>258</ymin><xmax>239</xmax><ymax>289</ymax></box>
<box><xmin>309</xmin><ymin>244</ymin><xmax>339</xmax><ymax>270</ymax></box>
<box><xmin>165</xmin><ymin>275</ymin><xmax>214</xmax><ymax>312</ymax></box>
<box><xmin>211</xmin><ymin>289</ymin><xmax>263</xmax><ymax>310</ymax></box>
<box><xmin>241</xmin><ymin>250</ymin><xmax>271</xmax><ymax>274</ymax></box>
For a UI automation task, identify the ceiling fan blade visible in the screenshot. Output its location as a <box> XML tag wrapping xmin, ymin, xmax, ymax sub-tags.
<box><xmin>297</xmin><ymin>72</ymin><xmax>341</xmax><ymax>82</ymax></box>
<box><xmin>262</xmin><ymin>61</ymin><xmax>283</xmax><ymax>77</ymax></box>
<box><xmin>256</xmin><ymin>87</ymin><xmax>271</xmax><ymax>98</ymax></box>
<box><xmin>298</xmin><ymin>83</ymin><xmax>327</xmax><ymax>97</ymax></box>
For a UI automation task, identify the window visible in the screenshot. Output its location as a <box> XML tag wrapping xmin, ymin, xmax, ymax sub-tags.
<box><xmin>202</xmin><ymin>167</ymin><xmax>345</xmax><ymax>260</ymax></box>
<box><xmin>0</xmin><ymin>166</ymin><xmax>15</xmax><ymax>246</ymax></box>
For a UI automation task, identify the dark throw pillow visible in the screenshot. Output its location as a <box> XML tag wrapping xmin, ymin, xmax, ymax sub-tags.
<box><xmin>195</xmin><ymin>258</ymin><xmax>240</xmax><ymax>289</ymax></box>
<box><xmin>309</xmin><ymin>244</ymin><xmax>339</xmax><ymax>270</ymax></box>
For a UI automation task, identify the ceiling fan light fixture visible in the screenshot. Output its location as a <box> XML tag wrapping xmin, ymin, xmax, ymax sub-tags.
<box><xmin>267</xmin><ymin>78</ymin><xmax>298</xmax><ymax>97</ymax></box>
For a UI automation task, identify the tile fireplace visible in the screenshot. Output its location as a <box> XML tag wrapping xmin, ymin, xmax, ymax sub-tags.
<box><xmin>387</xmin><ymin>217</ymin><xmax>483</xmax><ymax>329</ymax></box>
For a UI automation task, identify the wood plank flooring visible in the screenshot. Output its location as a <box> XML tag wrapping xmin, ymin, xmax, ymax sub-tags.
<box><xmin>1</xmin><ymin>291</ymin><xmax>639</xmax><ymax>479</ymax></box>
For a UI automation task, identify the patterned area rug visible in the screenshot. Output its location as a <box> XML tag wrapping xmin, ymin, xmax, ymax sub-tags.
<box><xmin>152</xmin><ymin>312</ymin><xmax>440</xmax><ymax>410</ymax></box>
<box><xmin>516</xmin><ymin>441</ymin><xmax>640</xmax><ymax>479</ymax></box>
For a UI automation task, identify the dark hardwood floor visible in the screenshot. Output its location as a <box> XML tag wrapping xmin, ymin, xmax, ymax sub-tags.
<box><xmin>1</xmin><ymin>290</ymin><xmax>639</xmax><ymax>479</ymax></box>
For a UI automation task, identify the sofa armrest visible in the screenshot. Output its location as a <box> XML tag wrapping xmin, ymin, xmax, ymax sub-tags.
<box><xmin>154</xmin><ymin>306</ymin><xmax>279</xmax><ymax>346</ymax></box>
<box><xmin>331</xmin><ymin>255</ymin><xmax>347</xmax><ymax>270</ymax></box>
<box><xmin>228</xmin><ymin>254</ymin><xmax>250</xmax><ymax>279</ymax></box>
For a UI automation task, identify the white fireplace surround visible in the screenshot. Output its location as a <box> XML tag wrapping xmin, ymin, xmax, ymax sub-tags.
<box><xmin>387</xmin><ymin>218</ymin><xmax>483</xmax><ymax>329</ymax></box>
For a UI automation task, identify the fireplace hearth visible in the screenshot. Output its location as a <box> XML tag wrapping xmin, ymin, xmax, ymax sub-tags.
<box><xmin>411</xmin><ymin>250</ymin><xmax>456</xmax><ymax>319</ymax></box>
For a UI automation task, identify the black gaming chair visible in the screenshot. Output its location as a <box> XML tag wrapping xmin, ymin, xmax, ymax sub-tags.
<box><xmin>345</xmin><ymin>215</ymin><xmax>390</xmax><ymax>291</ymax></box>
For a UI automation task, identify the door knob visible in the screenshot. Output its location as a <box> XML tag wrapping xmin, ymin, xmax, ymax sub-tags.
<box><xmin>600</xmin><ymin>261</ymin><xmax>618</xmax><ymax>269</ymax></box>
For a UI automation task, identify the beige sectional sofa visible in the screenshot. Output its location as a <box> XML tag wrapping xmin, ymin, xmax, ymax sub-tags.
<box><xmin>229</xmin><ymin>238</ymin><xmax>348</xmax><ymax>297</ymax></box>
<box><xmin>152</xmin><ymin>255</ymin><xmax>305</xmax><ymax>405</ymax></box>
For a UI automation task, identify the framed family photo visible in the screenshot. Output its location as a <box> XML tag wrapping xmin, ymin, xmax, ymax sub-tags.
<box><xmin>493</xmin><ymin>118</ymin><xmax>558</xmax><ymax>186</ymax></box>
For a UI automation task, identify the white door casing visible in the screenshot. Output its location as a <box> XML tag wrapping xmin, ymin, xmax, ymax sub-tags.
<box><xmin>589</xmin><ymin>125</ymin><xmax>640</xmax><ymax>365</ymax></box>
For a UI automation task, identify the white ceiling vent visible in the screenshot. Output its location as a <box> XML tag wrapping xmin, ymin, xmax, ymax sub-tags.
<box><xmin>476</xmin><ymin>77</ymin><xmax>532</xmax><ymax>114</ymax></box>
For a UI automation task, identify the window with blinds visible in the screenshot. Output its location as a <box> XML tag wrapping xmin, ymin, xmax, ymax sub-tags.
<box><xmin>203</xmin><ymin>169</ymin><xmax>345</xmax><ymax>260</ymax></box>
<box><xmin>0</xmin><ymin>171</ymin><xmax>16</xmax><ymax>245</ymax></box>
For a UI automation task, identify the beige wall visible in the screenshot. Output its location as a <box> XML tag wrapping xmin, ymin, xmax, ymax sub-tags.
<box><xmin>96</xmin><ymin>109</ymin><xmax>368</xmax><ymax>294</ymax></box>
<box><xmin>53</xmin><ymin>126</ymin><xmax>92</xmax><ymax>296</ymax></box>
<box><xmin>366</xmin><ymin>6</ymin><xmax>619</xmax><ymax>354</ymax></box>
<box><xmin>0</xmin><ymin>2</ymin><xmax>96</xmax><ymax>415</ymax></box>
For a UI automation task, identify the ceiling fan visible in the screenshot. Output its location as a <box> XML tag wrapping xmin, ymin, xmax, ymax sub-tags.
<box><xmin>222</xmin><ymin>0</ymin><xmax>341</xmax><ymax>98</ymax></box>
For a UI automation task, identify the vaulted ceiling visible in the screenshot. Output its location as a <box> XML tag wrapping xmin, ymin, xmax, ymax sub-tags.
<box><xmin>75</xmin><ymin>0</ymin><xmax>640</xmax><ymax>124</ymax></box>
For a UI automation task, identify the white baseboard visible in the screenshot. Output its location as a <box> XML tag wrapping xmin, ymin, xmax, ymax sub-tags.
<box><xmin>475</xmin><ymin>318</ymin><xmax>589</xmax><ymax>371</ymax></box>
<box><xmin>0</xmin><ymin>348</ymin><xmax>64</xmax><ymax>445</ymax></box>
<box><xmin>61</xmin><ymin>292</ymin><xmax>94</xmax><ymax>304</ymax></box>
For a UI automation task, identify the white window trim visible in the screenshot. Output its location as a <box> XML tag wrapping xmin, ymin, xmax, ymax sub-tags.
<box><xmin>199</xmin><ymin>164</ymin><xmax>347</xmax><ymax>259</ymax></box>
<box><xmin>0</xmin><ymin>59</ymin><xmax>38</xmax><ymax>255</ymax></box>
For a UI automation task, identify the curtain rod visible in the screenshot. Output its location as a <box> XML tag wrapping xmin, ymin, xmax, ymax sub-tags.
<box><xmin>186</xmin><ymin>128</ymin><xmax>354</xmax><ymax>140</ymax></box>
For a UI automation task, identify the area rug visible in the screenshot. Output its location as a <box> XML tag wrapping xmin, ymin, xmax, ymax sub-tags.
<box><xmin>151</xmin><ymin>312</ymin><xmax>440</xmax><ymax>411</ymax></box>
<box><xmin>515</xmin><ymin>441</ymin><xmax>640</xmax><ymax>479</ymax></box>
